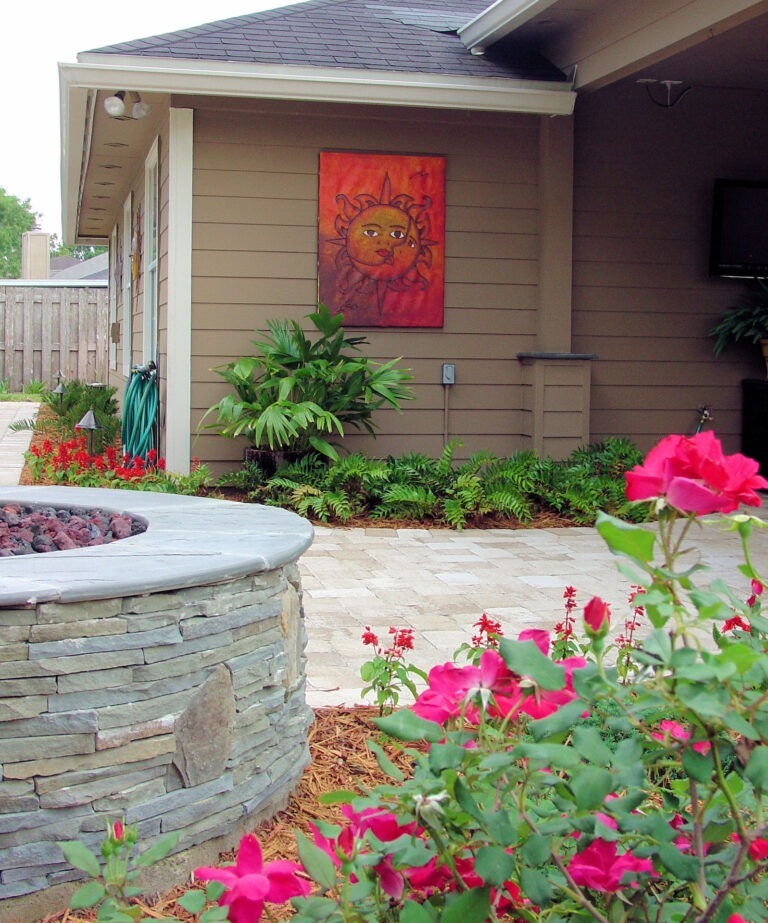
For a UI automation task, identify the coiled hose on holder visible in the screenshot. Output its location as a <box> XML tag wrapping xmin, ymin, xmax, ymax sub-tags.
<box><xmin>122</xmin><ymin>362</ymin><xmax>158</xmax><ymax>460</ymax></box>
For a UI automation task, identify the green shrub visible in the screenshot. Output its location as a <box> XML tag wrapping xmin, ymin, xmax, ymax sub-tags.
<box><xmin>42</xmin><ymin>380</ymin><xmax>120</xmax><ymax>451</ymax></box>
<box><xmin>254</xmin><ymin>437</ymin><xmax>645</xmax><ymax>528</ymax></box>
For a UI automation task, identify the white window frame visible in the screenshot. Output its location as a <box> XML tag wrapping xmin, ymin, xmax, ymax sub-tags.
<box><xmin>122</xmin><ymin>194</ymin><xmax>133</xmax><ymax>377</ymax></box>
<box><xmin>143</xmin><ymin>138</ymin><xmax>159</xmax><ymax>365</ymax></box>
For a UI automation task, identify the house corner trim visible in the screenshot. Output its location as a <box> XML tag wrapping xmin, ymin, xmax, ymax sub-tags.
<box><xmin>166</xmin><ymin>107</ymin><xmax>194</xmax><ymax>475</ymax></box>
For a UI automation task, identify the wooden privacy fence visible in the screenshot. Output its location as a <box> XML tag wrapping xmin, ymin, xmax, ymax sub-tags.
<box><xmin>0</xmin><ymin>283</ymin><xmax>109</xmax><ymax>391</ymax></box>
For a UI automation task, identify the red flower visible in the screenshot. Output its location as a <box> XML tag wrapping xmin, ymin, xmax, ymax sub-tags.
<box><xmin>112</xmin><ymin>820</ymin><xmax>124</xmax><ymax>843</ymax></box>
<box><xmin>584</xmin><ymin>596</ymin><xmax>611</xmax><ymax>637</ymax></box>
<box><xmin>195</xmin><ymin>834</ymin><xmax>309</xmax><ymax>923</ymax></box>
<box><xmin>567</xmin><ymin>838</ymin><xmax>656</xmax><ymax>892</ymax></box>
<box><xmin>728</xmin><ymin>916</ymin><xmax>749</xmax><ymax>923</ymax></box>
<box><xmin>723</xmin><ymin>614</ymin><xmax>751</xmax><ymax>633</ymax></box>
<box><xmin>625</xmin><ymin>431</ymin><xmax>768</xmax><ymax>515</ymax></box>
<box><xmin>749</xmin><ymin>837</ymin><xmax>768</xmax><ymax>861</ymax></box>
<box><xmin>361</xmin><ymin>626</ymin><xmax>379</xmax><ymax>648</ymax></box>
<box><xmin>471</xmin><ymin>612</ymin><xmax>504</xmax><ymax>648</ymax></box>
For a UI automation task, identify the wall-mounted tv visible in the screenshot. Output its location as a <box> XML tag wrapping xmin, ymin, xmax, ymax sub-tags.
<box><xmin>710</xmin><ymin>179</ymin><xmax>768</xmax><ymax>278</ymax></box>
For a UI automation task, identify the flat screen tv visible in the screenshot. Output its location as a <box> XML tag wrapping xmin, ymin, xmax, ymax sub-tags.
<box><xmin>710</xmin><ymin>179</ymin><xmax>768</xmax><ymax>278</ymax></box>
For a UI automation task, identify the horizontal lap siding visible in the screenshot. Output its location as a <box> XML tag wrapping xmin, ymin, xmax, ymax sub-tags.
<box><xmin>573</xmin><ymin>84</ymin><xmax>768</xmax><ymax>455</ymax></box>
<box><xmin>190</xmin><ymin>101</ymin><xmax>540</xmax><ymax>470</ymax></box>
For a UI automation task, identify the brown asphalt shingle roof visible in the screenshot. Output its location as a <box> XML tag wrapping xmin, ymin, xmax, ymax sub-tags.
<box><xmin>85</xmin><ymin>0</ymin><xmax>567</xmax><ymax>83</ymax></box>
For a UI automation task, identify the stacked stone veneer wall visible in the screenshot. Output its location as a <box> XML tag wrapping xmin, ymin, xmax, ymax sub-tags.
<box><xmin>0</xmin><ymin>562</ymin><xmax>312</xmax><ymax>902</ymax></box>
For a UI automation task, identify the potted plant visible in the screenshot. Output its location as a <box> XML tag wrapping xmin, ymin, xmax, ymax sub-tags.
<box><xmin>709</xmin><ymin>279</ymin><xmax>768</xmax><ymax>374</ymax></box>
<box><xmin>204</xmin><ymin>304</ymin><xmax>414</xmax><ymax>469</ymax></box>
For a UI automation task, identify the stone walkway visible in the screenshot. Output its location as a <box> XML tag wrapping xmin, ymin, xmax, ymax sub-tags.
<box><xmin>0</xmin><ymin>401</ymin><xmax>37</xmax><ymax>485</ymax></box>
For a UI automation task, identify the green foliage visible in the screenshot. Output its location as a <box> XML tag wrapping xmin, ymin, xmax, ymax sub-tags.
<box><xmin>203</xmin><ymin>304</ymin><xmax>414</xmax><ymax>459</ymax></box>
<box><xmin>0</xmin><ymin>186</ymin><xmax>37</xmax><ymax>278</ymax></box>
<box><xmin>709</xmin><ymin>279</ymin><xmax>768</xmax><ymax>355</ymax></box>
<box><xmin>538</xmin><ymin>439</ymin><xmax>647</xmax><ymax>524</ymax></box>
<box><xmin>49</xmin><ymin>234</ymin><xmax>107</xmax><ymax>262</ymax></box>
<box><xmin>255</xmin><ymin>437</ymin><xmax>643</xmax><ymax>528</ymax></box>
<box><xmin>42</xmin><ymin>379</ymin><xmax>120</xmax><ymax>451</ymax></box>
<box><xmin>216</xmin><ymin>460</ymin><xmax>267</xmax><ymax>493</ymax></box>
<box><xmin>22</xmin><ymin>379</ymin><xmax>47</xmax><ymax>394</ymax></box>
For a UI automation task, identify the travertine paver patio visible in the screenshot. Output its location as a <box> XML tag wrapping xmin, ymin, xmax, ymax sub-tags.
<box><xmin>300</xmin><ymin>520</ymin><xmax>768</xmax><ymax>706</ymax></box>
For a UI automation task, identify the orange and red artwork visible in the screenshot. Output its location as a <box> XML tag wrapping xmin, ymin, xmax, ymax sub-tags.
<box><xmin>318</xmin><ymin>151</ymin><xmax>445</xmax><ymax>327</ymax></box>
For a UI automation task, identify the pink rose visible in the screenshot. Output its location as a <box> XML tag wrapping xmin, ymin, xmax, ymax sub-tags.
<box><xmin>195</xmin><ymin>834</ymin><xmax>310</xmax><ymax>923</ymax></box>
<box><xmin>625</xmin><ymin>431</ymin><xmax>768</xmax><ymax>515</ymax></box>
<box><xmin>584</xmin><ymin>596</ymin><xmax>611</xmax><ymax>637</ymax></box>
<box><xmin>567</xmin><ymin>838</ymin><xmax>656</xmax><ymax>892</ymax></box>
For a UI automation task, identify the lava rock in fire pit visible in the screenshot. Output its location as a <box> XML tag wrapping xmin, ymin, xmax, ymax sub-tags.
<box><xmin>0</xmin><ymin>503</ymin><xmax>147</xmax><ymax>555</ymax></box>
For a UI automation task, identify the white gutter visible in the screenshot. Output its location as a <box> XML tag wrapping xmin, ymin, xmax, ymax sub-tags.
<box><xmin>460</xmin><ymin>0</ymin><xmax>560</xmax><ymax>54</ymax></box>
<box><xmin>64</xmin><ymin>56</ymin><xmax>575</xmax><ymax>114</ymax></box>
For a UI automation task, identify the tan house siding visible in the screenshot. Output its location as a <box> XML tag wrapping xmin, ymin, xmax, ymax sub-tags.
<box><xmin>187</xmin><ymin>98</ymin><xmax>545</xmax><ymax>472</ymax></box>
<box><xmin>573</xmin><ymin>83</ymin><xmax>768</xmax><ymax>454</ymax></box>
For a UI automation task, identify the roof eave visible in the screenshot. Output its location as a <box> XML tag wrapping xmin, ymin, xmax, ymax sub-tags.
<box><xmin>459</xmin><ymin>0</ymin><xmax>560</xmax><ymax>54</ymax></box>
<box><xmin>60</xmin><ymin>56</ymin><xmax>575</xmax><ymax>244</ymax></box>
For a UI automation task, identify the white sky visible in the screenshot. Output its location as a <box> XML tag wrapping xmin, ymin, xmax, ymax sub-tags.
<box><xmin>1</xmin><ymin>1</ymin><xmax>294</xmax><ymax>241</ymax></box>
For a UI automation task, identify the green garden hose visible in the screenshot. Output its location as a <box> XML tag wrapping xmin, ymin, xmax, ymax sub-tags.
<box><xmin>122</xmin><ymin>362</ymin><xmax>158</xmax><ymax>460</ymax></box>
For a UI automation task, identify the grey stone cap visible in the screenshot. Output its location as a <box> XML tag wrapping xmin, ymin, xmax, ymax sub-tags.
<box><xmin>0</xmin><ymin>487</ymin><xmax>314</xmax><ymax>607</ymax></box>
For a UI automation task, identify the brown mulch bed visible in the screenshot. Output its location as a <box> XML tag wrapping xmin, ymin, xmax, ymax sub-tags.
<box><xmin>37</xmin><ymin>707</ymin><xmax>405</xmax><ymax>923</ymax></box>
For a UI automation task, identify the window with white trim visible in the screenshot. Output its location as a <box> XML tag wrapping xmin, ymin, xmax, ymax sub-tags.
<box><xmin>143</xmin><ymin>139</ymin><xmax>159</xmax><ymax>365</ymax></box>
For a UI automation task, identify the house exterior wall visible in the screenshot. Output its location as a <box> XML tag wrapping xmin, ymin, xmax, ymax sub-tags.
<box><xmin>184</xmin><ymin>98</ymin><xmax>548</xmax><ymax>473</ymax></box>
<box><xmin>572</xmin><ymin>82</ymin><xmax>768</xmax><ymax>454</ymax></box>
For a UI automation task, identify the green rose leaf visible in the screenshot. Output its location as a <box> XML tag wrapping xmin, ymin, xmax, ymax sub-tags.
<box><xmin>60</xmin><ymin>841</ymin><xmax>102</xmax><ymax>878</ymax></box>
<box><xmin>475</xmin><ymin>846</ymin><xmax>516</xmax><ymax>887</ymax></box>
<box><xmin>530</xmin><ymin>699</ymin><xmax>587</xmax><ymax>741</ymax></box>
<box><xmin>745</xmin><ymin>746</ymin><xmax>768</xmax><ymax>790</ymax></box>
<box><xmin>134</xmin><ymin>832</ymin><xmax>180</xmax><ymax>868</ymax></box>
<box><xmin>291</xmin><ymin>896</ymin><xmax>340</xmax><ymax>920</ymax></box>
<box><xmin>400</xmin><ymin>899</ymin><xmax>436</xmax><ymax>923</ymax></box>
<box><xmin>296</xmin><ymin>831</ymin><xmax>338</xmax><ymax>891</ymax></box>
<box><xmin>69</xmin><ymin>880</ymin><xmax>106</xmax><ymax>910</ymax></box>
<box><xmin>442</xmin><ymin>886</ymin><xmax>492</xmax><ymax>923</ymax></box>
<box><xmin>498</xmin><ymin>638</ymin><xmax>565</xmax><ymax>691</ymax></box>
<box><xmin>571</xmin><ymin>766</ymin><xmax>615</xmax><ymax>810</ymax></box>
<box><xmin>521</xmin><ymin>834</ymin><xmax>552</xmax><ymax>867</ymax></box>
<box><xmin>596</xmin><ymin>512</ymin><xmax>656</xmax><ymax>563</ymax></box>
<box><xmin>681</xmin><ymin>748</ymin><xmax>713</xmax><ymax>784</ymax></box>
<box><xmin>177</xmin><ymin>891</ymin><xmax>207</xmax><ymax>915</ymax></box>
<box><xmin>519</xmin><ymin>868</ymin><xmax>555</xmax><ymax>906</ymax></box>
<box><xmin>374</xmin><ymin>710</ymin><xmax>444</xmax><ymax>743</ymax></box>
<box><xmin>658</xmin><ymin>843</ymin><xmax>700</xmax><ymax>881</ymax></box>
<box><xmin>366</xmin><ymin>739</ymin><xmax>405</xmax><ymax>781</ymax></box>
<box><xmin>572</xmin><ymin>726</ymin><xmax>614</xmax><ymax>765</ymax></box>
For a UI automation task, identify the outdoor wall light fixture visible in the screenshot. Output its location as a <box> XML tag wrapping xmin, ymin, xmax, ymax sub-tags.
<box><xmin>103</xmin><ymin>91</ymin><xmax>126</xmax><ymax>117</ymax></box>
<box><xmin>103</xmin><ymin>91</ymin><xmax>152</xmax><ymax>120</ymax></box>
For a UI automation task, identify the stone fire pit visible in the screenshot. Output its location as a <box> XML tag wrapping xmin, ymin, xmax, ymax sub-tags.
<box><xmin>0</xmin><ymin>486</ymin><xmax>314</xmax><ymax>920</ymax></box>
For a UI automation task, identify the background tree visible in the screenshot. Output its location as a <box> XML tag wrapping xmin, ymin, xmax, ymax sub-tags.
<box><xmin>49</xmin><ymin>235</ymin><xmax>107</xmax><ymax>261</ymax></box>
<box><xmin>0</xmin><ymin>187</ymin><xmax>38</xmax><ymax>278</ymax></box>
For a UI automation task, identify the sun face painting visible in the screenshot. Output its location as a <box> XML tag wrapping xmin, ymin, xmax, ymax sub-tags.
<box><xmin>318</xmin><ymin>151</ymin><xmax>445</xmax><ymax>327</ymax></box>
